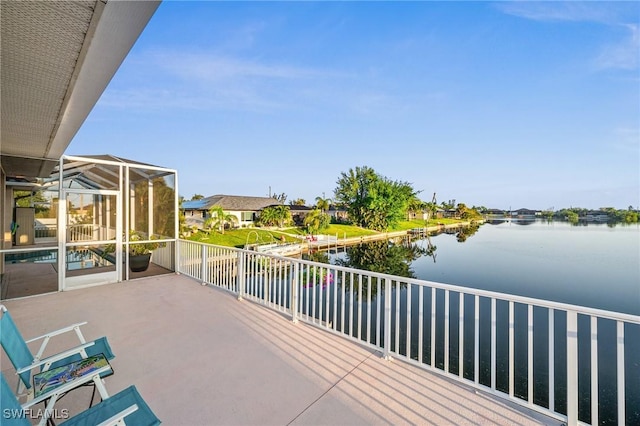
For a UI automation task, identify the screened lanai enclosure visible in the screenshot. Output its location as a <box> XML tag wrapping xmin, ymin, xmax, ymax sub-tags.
<box><xmin>1</xmin><ymin>155</ymin><xmax>178</xmax><ymax>299</ymax></box>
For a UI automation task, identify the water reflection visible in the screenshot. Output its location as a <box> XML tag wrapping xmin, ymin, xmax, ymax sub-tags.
<box><xmin>336</xmin><ymin>239</ymin><xmax>422</xmax><ymax>278</ymax></box>
<box><xmin>454</xmin><ymin>222</ymin><xmax>481</xmax><ymax>242</ymax></box>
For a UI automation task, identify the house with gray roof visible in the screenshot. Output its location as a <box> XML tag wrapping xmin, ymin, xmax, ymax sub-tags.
<box><xmin>182</xmin><ymin>194</ymin><xmax>281</xmax><ymax>228</ymax></box>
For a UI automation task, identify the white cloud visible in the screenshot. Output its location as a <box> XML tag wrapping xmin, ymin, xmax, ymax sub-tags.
<box><xmin>496</xmin><ymin>2</ymin><xmax>639</xmax><ymax>71</ymax></box>
<box><xmin>612</xmin><ymin>126</ymin><xmax>640</xmax><ymax>152</ymax></box>
<box><xmin>101</xmin><ymin>50</ymin><xmax>349</xmax><ymax>113</ymax></box>
<box><xmin>594</xmin><ymin>24</ymin><xmax>639</xmax><ymax>70</ymax></box>
<box><xmin>495</xmin><ymin>2</ymin><xmax>620</xmax><ymax>24</ymax></box>
<box><xmin>152</xmin><ymin>51</ymin><xmax>337</xmax><ymax>81</ymax></box>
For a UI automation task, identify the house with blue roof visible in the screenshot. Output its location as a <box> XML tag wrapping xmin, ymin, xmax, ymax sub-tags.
<box><xmin>182</xmin><ymin>194</ymin><xmax>281</xmax><ymax>228</ymax></box>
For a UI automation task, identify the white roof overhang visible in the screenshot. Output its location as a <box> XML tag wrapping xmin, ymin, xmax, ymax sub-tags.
<box><xmin>1</xmin><ymin>0</ymin><xmax>160</xmax><ymax>178</ymax></box>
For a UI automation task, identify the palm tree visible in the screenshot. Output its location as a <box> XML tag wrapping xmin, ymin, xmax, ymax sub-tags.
<box><xmin>304</xmin><ymin>208</ymin><xmax>330</xmax><ymax>235</ymax></box>
<box><xmin>315</xmin><ymin>196</ymin><xmax>331</xmax><ymax>214</ymax></box>
<box><xmin>258</xmin><ymin>205</ymin><xmax>291</xmax><ymax>227</ymax></box>
<box><xmin>204</xmin><ymin>205</ymin><xmax>237</xmax><ymax>234</ymax></box>
<box><xmin>273</xmin><ymin>205</ymin><xmax>292</xmax><ymax>228</ymax></box>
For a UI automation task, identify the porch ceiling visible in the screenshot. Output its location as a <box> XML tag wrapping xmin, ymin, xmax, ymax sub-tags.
<box><xmin>0</xmin><ymin>0</ymin><xmax>160</xmax><ymax>179</ymax></box>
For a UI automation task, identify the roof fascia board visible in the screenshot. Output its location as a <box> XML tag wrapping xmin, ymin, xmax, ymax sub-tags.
<box><xmin>49</xmin><ymin>1</ymin><xmax>161</xmax><ymax>160</ymax></box>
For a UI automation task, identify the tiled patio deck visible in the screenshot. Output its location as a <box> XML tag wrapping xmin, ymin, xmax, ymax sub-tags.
<box><xmin>1</xmin><ymin>274</ymin><xmax>560</xmax><ymax>425</ymax></box>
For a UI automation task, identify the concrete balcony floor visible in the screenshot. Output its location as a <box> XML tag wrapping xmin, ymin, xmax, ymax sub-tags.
<box><xmin>1</xmin><ymin>274</ymin><xmax>560</xmax><ymax>425</ymax></box>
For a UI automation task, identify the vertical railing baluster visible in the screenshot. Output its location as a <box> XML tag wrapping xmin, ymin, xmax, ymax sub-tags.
<box><xmin>549</xmin><ymin>308</ymin><xmax>555</xmax><ymax>413</ymax></box>
<box><xmin>340</xmin><ymin>269</ymin><xmax>345</xmax><ymax>334</ymax></box>
<box><xmin>491</xmin><ymin>298</ymin><xmax>496</xmax><ymax>390</ymax></box>
<box><xmin>251</xmin><ymin>254</ymin><xmax>256</xmax><ymax>299</ymax></box>
<box><xmin>418</xmin><ymin>286</ymin><xmax>424</xmax><ymax>365</ymax></box>
<box><xmin>312</xmin><ymin>266</ymin><xmax>317</xmax><ymax>324</ymax></box>
<box><xmin>384</xmin><ymin>278</ymin><xmax>392</xmax><ymax>359</ymax></box>
<box><xmin>278</xmin><ymin>259</ymin><xmax>283</xmax><ymax>310</ymax></box>
<box><xmin>567</xmin><ymin>311</ymin><xmax>578</xmax><ymax>426</ymax></box>
<box><xmin>474</xmin><ymin>295</ymin><xmax>480</xmax><ymax>384</ymax></box>
<box><xmin>395</xmin><ymin>280</ymin><xmax>400</xmax><ymax>355</ymax></box>
<box><xmin>305</xmin><ymin>266</ymin><xmax>310</xmax><ymax>321</ymax></box>
<box><xmin>291</xmin><ymin>262</ymin><xmax>298</xmax><ymax>323</ymax></box>
<box><xmin>459</xmin><ymin>292</ymin><xmax>464</xmax><ymax>378</ymax></box>
<box><xmin>357</xmin><ymin>274</ymin><xmax>362</xmax><ymax>341</ymax></box>
<box><xmin>326</xmin><ymin>267</ymin><xmax>331</xmax><ymax>328</ymax></box>
<box><xmin>237</xmin><ymin>252</ymin><xmax>244</xmax><ymax>300</ymax></box>
<box><xmin>591</xmin><ymin>316</ymin><xmax>598</xmax><ymax>424</ymax></box>
<box><xmin>349</xmin><ymin>272</ymin><xmax>354</xmax><ymax>337</ymax></box>
<box><xmin>376</xmin><ymin>279</ymin><xmax>381</xmax><ymax>347</ymax></box>
<box><xmin>201</xmin><ymin>244</ymin><xmax>207</xmax><ymax>284</ymax></box>
<box><xmin>445</xmin><ymin>290</ymin><xmax>450</xmax><ymax>372</ymax></box>
<box><xmin>617</xmin><ymin>321</ymin><xmax>625</xmax><ymax>426</ymax></box>
<box><xmin>528</xmin><ymin>304</ymin><xmax>533</xmax><ymax>405</ymax></box>
<box><xmin>316</xmin><ymin>267</ymin><xmax>322</xmax><ymax>325</ymax></box>
<box><xmin>407</xmin><ymin>283</ymin><xmax>412</xmax><ymax>359</ymax></box>
<box><xmin>366</xmin><ymin>276</ymin><xmax>371</xmax><ymax>345</ymax></box>
<box><xmin>509</xmin><ymin>301</ymin><xmax>514</xmax><ymax>398</ymax></box>
<box><xmin>431</xmin><ymin>287</ymin><xmax>436</xmax><ymax>368</ymax></box>
<box><xmin>332</xmin><ymin>268</ymin><xmax>337</xmax><ymax>330</ymax></box>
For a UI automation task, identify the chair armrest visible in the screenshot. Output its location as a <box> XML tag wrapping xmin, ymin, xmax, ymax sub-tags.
<box><xmin>96</xmin><ymin>404</ymin><xmax>139</xmax><ymax>426</ymax></box>
<box><xmin>22</xmin><ymin>365</ymin><xmax>112</xmax><ymax>408</ymax></box>
<box><xmin>25</xmin><ymin>322</ymin><xmax>88</xmax><ymax>344</ymax></box>
<box><xmin>16</xmin><ymin>341</ymin><xmax>95</xmax><ymax>374</ymax></box>
<box><xmin>26</xmin><ymin>321</ymin><xmax>89</xmax><ymax>361</ymax></box>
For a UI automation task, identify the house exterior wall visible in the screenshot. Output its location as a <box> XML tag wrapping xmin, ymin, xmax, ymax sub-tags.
<box><xmin>184</xmin><ymin>208</ymin><xmax>256</xmax><ymax>228</ymax></box>
<box><xmin>1</xmin><ymin>170</ymin><xmax>6</xmax><ymax>275</ymax></box>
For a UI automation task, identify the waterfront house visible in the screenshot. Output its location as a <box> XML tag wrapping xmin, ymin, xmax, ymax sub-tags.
<box><xmin>513</xmin><ymin>208</ymin><xmax>539</xmax><ymax>218</ymax></box>
<box><xmin>181</xmin><ymin>194</ymin><xmax>281</xmax><ymax>228</ymax></box>
<box><xmin>485</xmin><ymin>208</ymin><xmax>507</xmax><ymax>216</ymax></box>
<box><xmin>1</xmin><ymin>4</ymin><xmax>635</xmax><ymax>426</ymax></box>
<box><xmin>327</xmin><ymin>205</ymin><xmax>349</xmax><ymax>222</ymax></box>
<box><xmin>288</xmin><ymin>204</ymin><xmax>314</xmax><ymax>226</ymax></box>
<box><xmin>582</xmin><ymin>210</ymin><xmax>611</xmax><ymax>222</ymax></box>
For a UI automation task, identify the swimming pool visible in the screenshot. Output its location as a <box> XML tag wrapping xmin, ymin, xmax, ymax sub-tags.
<box><xmin>5</xmin><ymin>248</ymin><xmax>114</xmax><ymax>270</ymax></box>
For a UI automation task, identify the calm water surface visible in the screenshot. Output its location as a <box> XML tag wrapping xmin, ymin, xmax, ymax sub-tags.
<box><xmin>406</xmin><ymin>220</ymin><xmax>639</xmax><ymax>315</ymax></box>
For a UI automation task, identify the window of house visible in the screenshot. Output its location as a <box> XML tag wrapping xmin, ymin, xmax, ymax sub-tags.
<box><xmin>241</xmin><ymin>211</ymin><xmax>254</xmax><ymax>221</ymax></box>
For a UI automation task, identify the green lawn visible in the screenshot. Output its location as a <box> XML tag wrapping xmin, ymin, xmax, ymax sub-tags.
<box><xmin>187</xmin><ymin>228</ymin><xmax>298</xmax><ymax>248</ymax></box>
<box><xmin>188</xmin><ymin>224</ymin><xmax>378</xmax><ymax>247</ymax></box>
<box><xmin>391</xmin><ymin>218</ymin><xmax>466</xmax><ymax>231</ymax></box>
<box><xmin>188</xmin><ymin>219</ymin><xmax>468</xmax><ymax>248</ymax></box>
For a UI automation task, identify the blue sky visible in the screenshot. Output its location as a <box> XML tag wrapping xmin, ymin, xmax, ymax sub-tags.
<box><xmin>68</xmin><ymin>1</ymin><xmax>639</xmax><ymax>210</ymax></box>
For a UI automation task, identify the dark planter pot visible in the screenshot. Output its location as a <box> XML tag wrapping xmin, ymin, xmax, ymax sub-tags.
<box><xmin>129</xmin><ymin>253</ymin><xmax>151</xmax><ymax>272</ymax></box>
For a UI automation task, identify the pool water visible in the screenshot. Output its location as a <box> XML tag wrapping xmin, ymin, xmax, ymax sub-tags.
<box><xmin>5</xmin><ymin>249</ymin><xmax>114</xmax><ymax>270</ymax></box>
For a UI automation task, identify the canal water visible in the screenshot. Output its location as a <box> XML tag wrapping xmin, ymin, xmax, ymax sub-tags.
<box><xmin>409</xmin><ymin>220</ymin><xmax>639</xmax><ymax>316</ymax></box>
<box><xmin>313</xmin><ymin>220</ymin><xmax>639</xmax><ymax>425</ymax></box>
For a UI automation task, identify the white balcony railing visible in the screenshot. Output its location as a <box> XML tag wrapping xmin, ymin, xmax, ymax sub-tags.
<box><xmin>177</xmin><ymin>240</ymin><xmax>639</xmax><ymax>426</ymax></box>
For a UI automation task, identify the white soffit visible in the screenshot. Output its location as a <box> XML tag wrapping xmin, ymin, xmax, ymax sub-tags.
<box><xmin>0</xmin><ymin>0</ymin><xmax>160</xmax><ymax>177</ymax></box>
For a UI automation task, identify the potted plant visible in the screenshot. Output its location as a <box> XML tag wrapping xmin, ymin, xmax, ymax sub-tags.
<box><xmin>128</xmin><ymin>230</ymin><xmax>164</xmax><ymax>272</ymax></box>
<box><xmin>102</xmin><ymin>230</ymin><xmax>165</xmax><ymax>272</ymax></box>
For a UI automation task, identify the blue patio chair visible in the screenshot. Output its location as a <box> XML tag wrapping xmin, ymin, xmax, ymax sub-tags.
<box><xmin>1</xmin><ymin>372</ymin><xmax>161</xmax><ymax>426</ymax></box>
<box><xmin>0</xmin><ymin>305</ymin><xmax>115</xmax><ymax>399</ymax></box>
